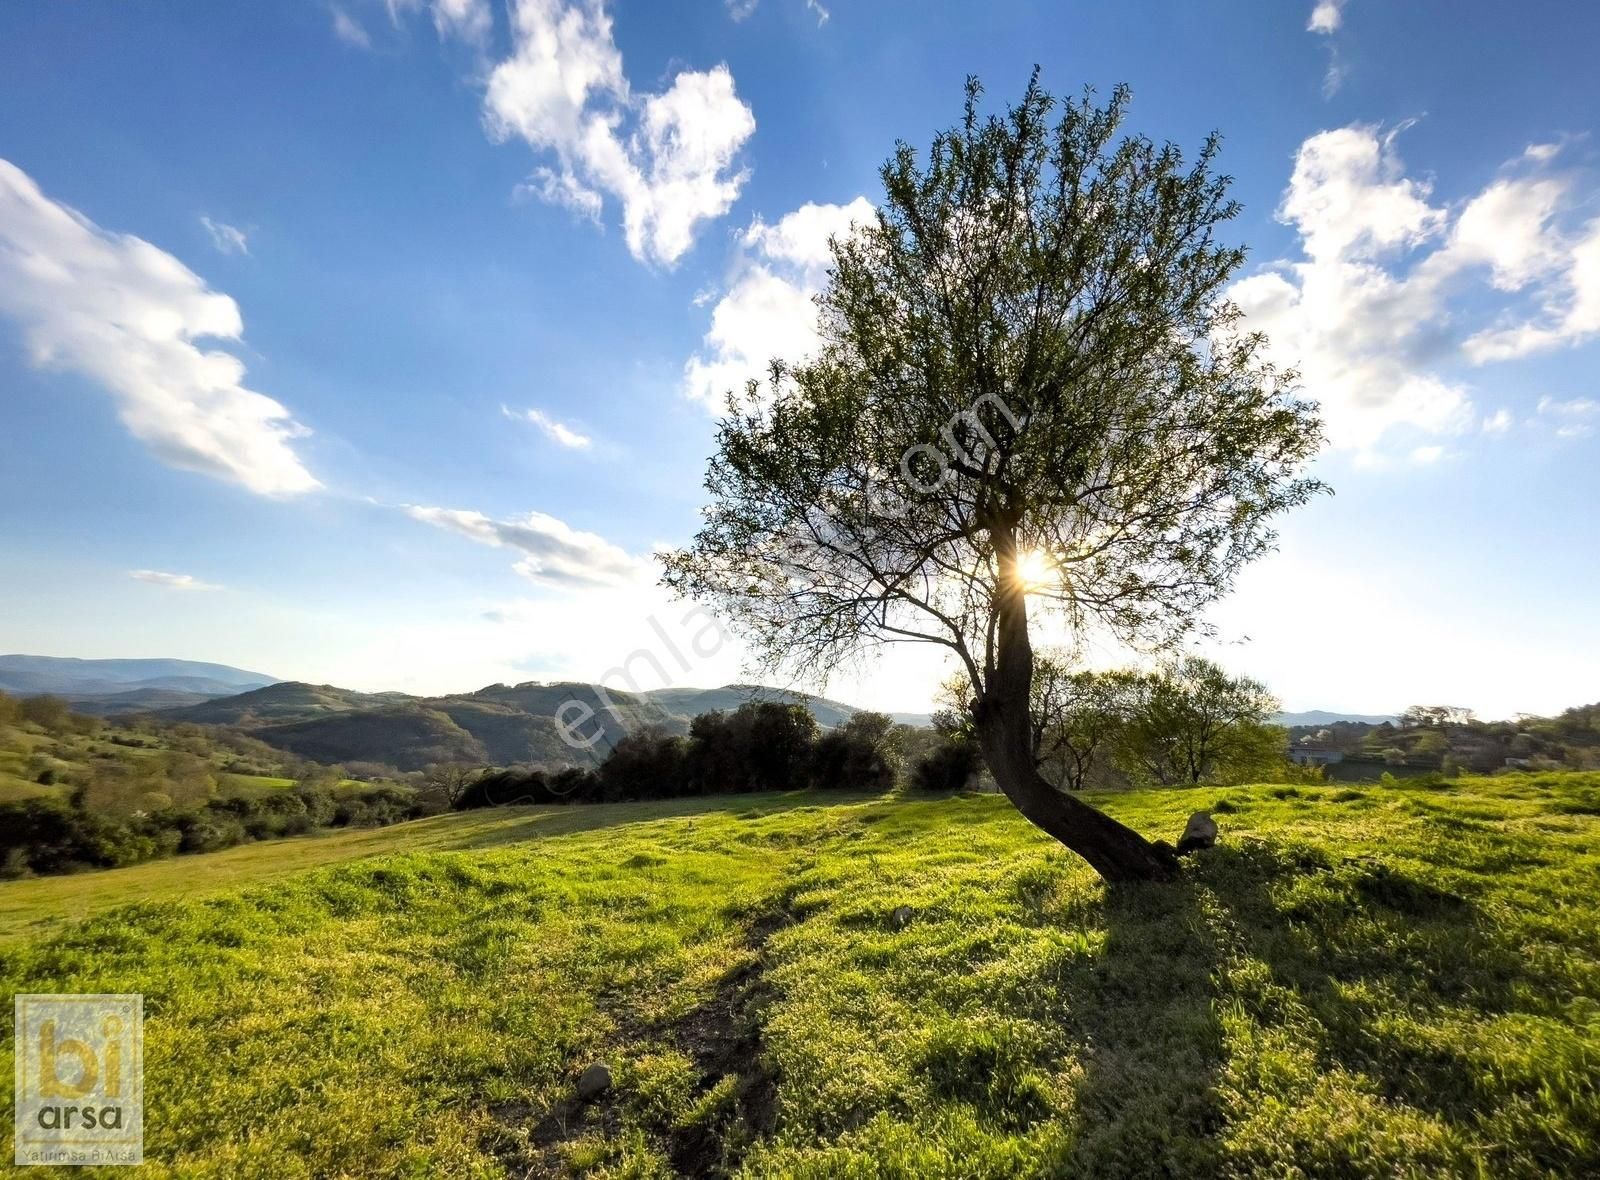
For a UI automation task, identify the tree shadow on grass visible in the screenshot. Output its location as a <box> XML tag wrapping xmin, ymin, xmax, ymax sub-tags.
<box><xmin>1032</xmin><ymin>872</ymin><xmax>1232</xmax><ymax>1176</ymax></box>
<box><xmin>1029</xmin><ymin>836</ymin><xmax>1569</xmax><ymax>1177</ymax></box>
<box><xmin>1190</xmin><ymin>839</ymin><xmax>1590</xmax><ymax>1171</ymax></box>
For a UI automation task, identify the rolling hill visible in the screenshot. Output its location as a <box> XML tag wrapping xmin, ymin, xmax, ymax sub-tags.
<box><xmin>148</xmin><ymin>680</ymin><xmax>927</xmax><ymax>771</ymax></box>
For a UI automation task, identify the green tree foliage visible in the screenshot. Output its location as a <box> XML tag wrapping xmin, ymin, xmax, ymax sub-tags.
<box><xmin>16</xmin><ymin>694</ymin><xmax>72</xmax><ymax>732</ymax></box>
<box><xmin>1117</xmin><ymin>657</ymin><xmax>1283</xmax><ymax>786</ymax></box>
<box><xmin>1031</xmin><ymin>656</ymin><xmax>1140</xmax><ymax>791</ymax></box>
<box><xmin>811</xmin><ymin>711</ymin><xmax>903</xmax><ymax>791</ymax></box>
<box><xmin>663</xmin><ymin>74</ymin><xmax>1324</xmax><ymax>880</ymax></box>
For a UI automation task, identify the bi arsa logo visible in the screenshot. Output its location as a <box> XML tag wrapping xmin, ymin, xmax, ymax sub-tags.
<box><xmin>13</xmin><ymin>994</ymin><xmax>143</xmax><ymax>1167</ymax></box>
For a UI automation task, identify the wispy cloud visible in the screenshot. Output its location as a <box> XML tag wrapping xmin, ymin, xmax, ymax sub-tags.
<box><xmin>1537</xmin><ymin>395</ymin><xmax>1597</xmax><ymax>438</ymax></box>
<box><xmin>129</xmin><ymin>569</ymin><xmax>222</xmax><ymax>591</ymax></box>
<box><xmin>199</xmin><ymin>215</ymin><xmax>249</xmax><ymax>255</ymax></box>
<box><xmin>0</xmin><ymin>159</ymin><xmax>319</xmax><ymax>496</ymax></box>
<box><xmin>330</xmin><ymin>6</ymin><xmax>372</xmax><ymax>48</ymax></box>
<box><xmin>382</xmin><ymin>0</ymin><xmax>493</xmax><ymax>44</ymax></box>
<box><xmin>405</xmin><ymin>505</ymin><xmax>646</xmax><ymax>588</ymax></box>
<box><xmin>502</xmin><ymin>404</ymin><xmax>593</xmax><ymax>449</ymax></box>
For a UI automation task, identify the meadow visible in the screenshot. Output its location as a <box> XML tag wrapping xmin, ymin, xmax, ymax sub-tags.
<box><xmin>1</xmin><ymin>774</ymin><xmax>1597</xmax><ymax>1177</ymax></box>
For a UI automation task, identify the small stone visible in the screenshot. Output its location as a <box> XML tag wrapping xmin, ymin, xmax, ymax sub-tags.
<box><xmin>1176</xmin><ymin>811</ymin><xmax>1218</xmax><ymax>856</ymax></box>
<box><xmin>576</xmin><ymin>1061</ymin><xmax>612</xmax><ymax>1100</ymax></box>
<box><xmin>890</xmin><ymin>906</ymin><xmax>913</xmax><ymax>929</ymax></box>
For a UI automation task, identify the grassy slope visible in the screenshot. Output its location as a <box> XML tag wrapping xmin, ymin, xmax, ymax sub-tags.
<box><xmin>1</xmin><ymin>775</ymin><xmax>1597</xmax><ymax>1178</ymax></box>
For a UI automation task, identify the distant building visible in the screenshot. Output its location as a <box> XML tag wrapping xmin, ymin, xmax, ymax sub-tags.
<box><xmin>1288</xmin><ymin>745</ymin><xmax>1344</xmax><ymax>766</ymax></box>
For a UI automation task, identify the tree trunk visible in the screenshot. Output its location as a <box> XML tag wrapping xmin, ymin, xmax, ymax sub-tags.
<box><xmin>975</xmin><ymin>532</ymin><xmax>1179</xmax><ymax>884</ymax></box>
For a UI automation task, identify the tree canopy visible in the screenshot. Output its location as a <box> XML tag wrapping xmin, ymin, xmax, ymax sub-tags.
<box><xmin>664</xmin><ymin>73</ymin><xmax>1325</xmax><ymax>880</ymax></box>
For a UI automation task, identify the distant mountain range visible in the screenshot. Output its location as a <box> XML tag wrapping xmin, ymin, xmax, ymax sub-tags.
<box><xmin>0</xmin><ymin>654</ymin><xmax>279</xmax><ymax>713</ymax></box>
<box><xmin>1273</xmin><ymin>710</ymin><xmax>1399</xmax><ymax>728</ymax></box>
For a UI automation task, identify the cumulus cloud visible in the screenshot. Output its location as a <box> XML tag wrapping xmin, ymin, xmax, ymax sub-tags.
<box><xmin>683</xmin><ymin>196</ymin><xmax>874</xmax><ymax>407</ymax></box>
<box><xmin>1231</xmin><ymin>126</ymin><xmax>1600</xmax><ymax>459</ymax></box>
<box><xmin>1308</xmin><ymin>0</ymin><xmax>1345</xmax><ymax>34</ymax></box>
<box><xmin>129</xmin><ymin>569</ymin><xmax>221</xmax><ymax>591</ymax></box>
<box><xmin>0</xmin><ymin>159</ymin><xmax>319</xmax><ymax>496</ymax></box>
<box><xmin>199</xmin><ymin>216</ymin><xmax>249</xmax><ymax>256</ymax></box>
<box><xmin>503</xmin><ymin>404</ymin><xmax>592</xmax><ymax>449</ymax></box>
<box><xmin>405</xmin><ymin>504</ymin><xmax>646</xmax><ymax>588</ymax></box>
<box><xmin>483</xmin><ymin>0</ymin><xmax>755</xmax><ymax>266</ymax></box>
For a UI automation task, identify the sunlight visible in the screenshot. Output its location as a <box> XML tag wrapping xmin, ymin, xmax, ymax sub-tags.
<box><xmin>1013</xmin><ymin>547</ymin><xmax>1057</xmax><ymax>591</ymax></box>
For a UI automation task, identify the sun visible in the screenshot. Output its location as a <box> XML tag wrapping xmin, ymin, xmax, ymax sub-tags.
<box><xmin>1012</xmin><ymin>548</ymin><xmax>1056</xmax><ymax>591</ymax></box>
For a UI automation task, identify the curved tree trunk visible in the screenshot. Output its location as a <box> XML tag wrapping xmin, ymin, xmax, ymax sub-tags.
<box><xmin>975</xmin><ymin>534</ymin><xmax>1179</xmax><ymax>884</ymax></box>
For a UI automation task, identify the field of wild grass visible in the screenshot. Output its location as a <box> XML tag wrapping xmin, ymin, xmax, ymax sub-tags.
<box><xmin>2</xmin><ymin>773</ymin><xmax>1598</xmax><ymax>1177</ymax></box>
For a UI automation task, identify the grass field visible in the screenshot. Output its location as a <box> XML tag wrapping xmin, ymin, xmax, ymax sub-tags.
<box><xmin>2</xmin><ymin>774</ymin><xmax>1598</xmax><ymax>1177</ymax></box>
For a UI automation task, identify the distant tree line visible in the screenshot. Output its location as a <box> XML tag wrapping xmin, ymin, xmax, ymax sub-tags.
<box><xmin>0</xmin><ymin>778</ymin><xmax>434</xmax><ymax>878</ymax></box>
<box><xmin>455</xmin><ymin>701</ymin><xmax>908</xmax><ymax>809</ymax></box>
<box><xmin>453</xmin><ymin>660</ymin><xmax>1291</xmax><ymax>813</ymax></box>
<box><xmin>1290</xmin><ymin>701</ymin><xmax>1600</xmax><ymax>776</ymax></box>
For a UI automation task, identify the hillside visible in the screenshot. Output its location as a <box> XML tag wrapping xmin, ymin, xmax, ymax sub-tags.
<box><xmin>1</xmin><ymin>773</ymin><xmax>1596</xmax><ymax>1176</ymax></box>
<box><xmin>152</xmin><ymin>679</ymin><xmax>927</xmax><ymax>771</ymax></box>
<box><xmin>160</xmin><ymin>681</ymin><xmax>411</xmax><ymax>725</ymax></box>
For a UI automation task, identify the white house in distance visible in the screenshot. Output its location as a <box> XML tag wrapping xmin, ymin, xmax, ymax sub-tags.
<box><xmin>1287</xmin><ymin>733</ymin><xmax>1345</xmax><ymax>767</ymax></box>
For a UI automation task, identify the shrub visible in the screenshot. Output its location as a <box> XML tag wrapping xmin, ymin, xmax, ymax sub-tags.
<box><xmin>911</xmin><ymin>738</ymin><xmax>980</xmax><ymax>793</ymax></box>
<box><xmin>0</xmin><ymin>798</ymin><xmax>156</xmax><ymax>876</ymax></box>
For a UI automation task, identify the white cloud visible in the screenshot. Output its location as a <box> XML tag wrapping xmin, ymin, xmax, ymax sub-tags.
<box><xmin>503</xmin><ymin>404</ymin><xmax>592</xmax><ymax>449</ymax></box>
<box><xmin>806</xmin><ymin>0</ymin><xmax>830</xmax><ymax>26</ymax></box>
<box><xmin>129</xmin><ymin>569</ymin><xmax>221</xmax><ymax>591</ymax></box>
<box><xmin>684</xmin><ymin>196</ymin><xmax>874</xmax><ymax>407</ymax></box>
<box><xmin>1308</xmin><ymin>0</ymin><xmax>1345</xmax><ymax>34</ymax></box>
<box><xmin>483</xmin><ymin>0</ymin><xmax>755</xmax><ymax>267</ymax></box>
<box><xmin>199</xmin><ymin>215</ymin><xmax>249</xmax><ymax>256</ymax></box>
<box><xmin>428</xmin><ymin>0</ymin><xmax>492</xmax><ymax>42</ymax></box>
<box><xmin>331</xmin><ymin>6</ymin><xmax>372</xmax><ymax>48</ymax></box>
<box><xmin>405</xmin><ymin>504</ymin><xmax>647</xmax><ymax>588</ymax></box>
<box><xmin>1463</xmin><ymin>216</ymin><xmax>1600</xmax><ymax>362</ymax></box>
<box><xmin>1481</xmin><ymin>408</ymin><xmax>1513</xmax><ymax>434</ymax></box>
<box><xmin>1409</xmin><ymin>444</ymin><xmax>1446</xmax><ymax>464</ymax></box>
<box><xmin>725</xmin><ymin>0</ymin><xmax>759</xmax><ymax>19</ymax></box>
<box><xmin>1231</xmin><ymin>126</ymin><xmax>1600</xmax><ymax>458</ymax></box>
<box><xmin>0</xmin><ymin>159</ymin><xmax>319</xmax><ymax>496</ymax></box>
<box><xmin>1537</xmin><ymin>395</ymin><xmax>1597</xmax><ymax>415</ymax></box>
<box><xmin>383</xmin><ymin>0</ymin><xmax>492</xmax><ymax>44</ymax></box>
<box><xmin>515</xmin><ymin>166</ymin><xmax>603</xmax><ymax>222</ymax></box>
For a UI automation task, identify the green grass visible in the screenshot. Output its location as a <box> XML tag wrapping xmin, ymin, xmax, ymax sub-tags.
<box><xmin>2</xmin><ymin>774</ymin><xmax>1598</xmax><ymax>1177</ymax></box>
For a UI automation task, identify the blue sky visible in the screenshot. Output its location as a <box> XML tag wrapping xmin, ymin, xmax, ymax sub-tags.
<box><xmin>1</xmin><ymin>0</ymin><xmax>1597</xmax><ymax>718</ymax></box>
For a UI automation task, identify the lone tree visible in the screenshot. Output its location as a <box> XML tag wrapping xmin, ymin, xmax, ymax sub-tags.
<box><xmin>663</xmin><ymin>75</ymin><xmax>1324</xmax><ymax>882</ymax></box>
